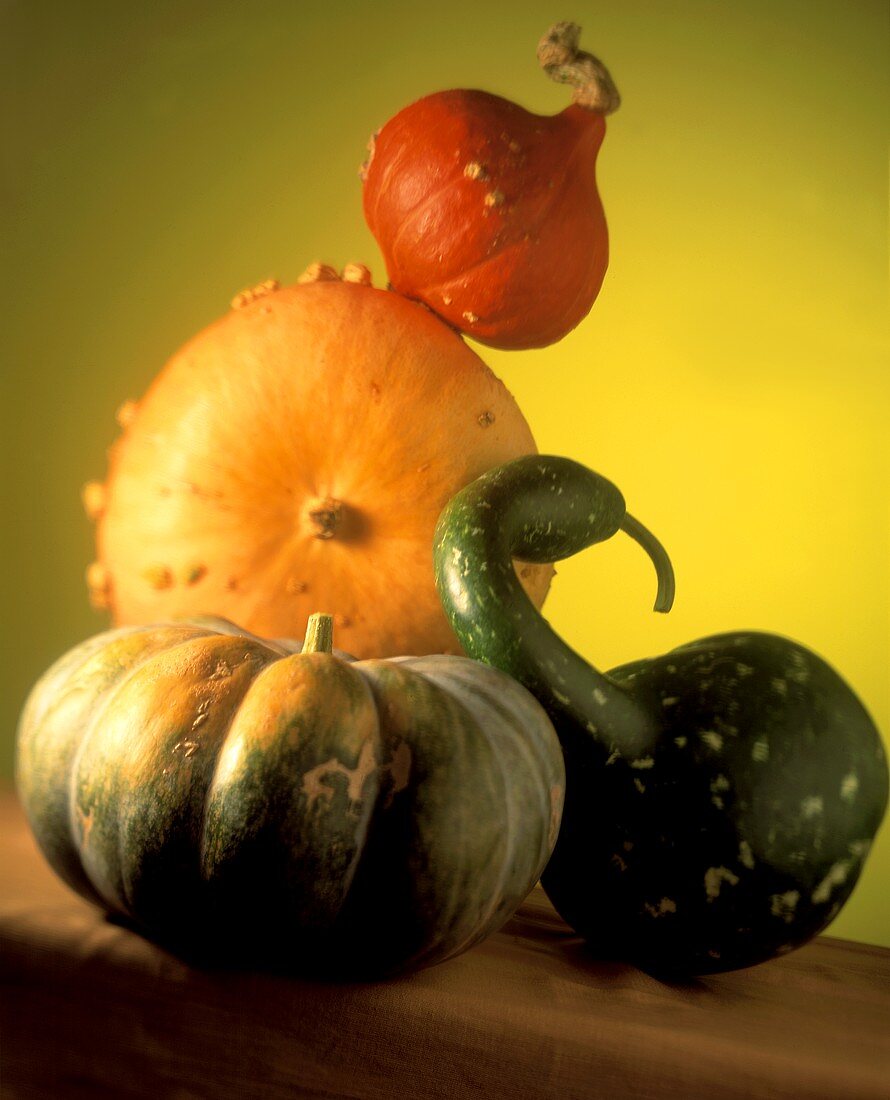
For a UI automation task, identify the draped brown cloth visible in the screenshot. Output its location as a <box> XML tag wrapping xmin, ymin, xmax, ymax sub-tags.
<box><xmin>2</xmin><ymin>789</ymin><xmax>888</xmax><ymax>1099</ymax></box>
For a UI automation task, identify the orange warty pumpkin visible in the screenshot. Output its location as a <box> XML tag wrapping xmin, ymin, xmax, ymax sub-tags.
<box><xmin>84</xmin><ymin>266</ymin><xmax>553</xmax><ymax>658</ymax></box>
<box><xmin>361</xmin><ymin>23</ymin><xmax>620</xmax><ymax>350</ymax></box>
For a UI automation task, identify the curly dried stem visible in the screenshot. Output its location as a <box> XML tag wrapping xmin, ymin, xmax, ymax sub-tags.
<box><xmin>537</xmin><ymin>22</ymin><xmax>620</xmax><ymax>114</ymax></box>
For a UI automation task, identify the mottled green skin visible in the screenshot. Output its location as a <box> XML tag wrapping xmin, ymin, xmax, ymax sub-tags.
<box><xmin>16</xmin><ymin>619</ymin><xmax>564</xmax><ymax>977</ymax></box>
<box><xmin>434</xmin><ymin>455</ymin><xmax>889</xmax><ymax>975</ymax></box>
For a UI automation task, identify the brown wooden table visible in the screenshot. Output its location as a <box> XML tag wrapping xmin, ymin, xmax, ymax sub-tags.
<box><xmin>2</xmin><ymin>789</ymin><xmax>888</xmax><ymax>1099</ymax></box>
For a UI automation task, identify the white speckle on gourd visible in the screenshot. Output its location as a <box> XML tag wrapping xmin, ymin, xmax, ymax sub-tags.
<box><xmin>661</xmin><ymin>696</ymin><xmax>679</xmax><ymax>707</ymax></box>
<box><xmin>812</xmin><ymin>861</ymin><xmax>851</xmax><ymax>904</ymax></box>
<box><xmin>643</xmin><ymin>897</ymin><xmax>677</xmax><ymax>918</ymax></box>
<box><xmin>801</xmin><ymin>795</ymin><xmax>824</xmax><ymax>819</ymax></box>
<box><xmin>444</xmin><ymin>572</ymin><xmax>473</xmax><ymax>616</ymax></box>
<box><xmin>700</xmin><ymin>731</ymin><xmax>723</xmax><ymax>752</ymax></box>
<box><xmin>770</xmin><ymin>890</ymin><xmax>800</xmax><ymax>922</ymax></box>
<box><xmin>593</xmin><ymin>688</ymin><xmax>607</xmax><ymax>706</ymax></box>
<box><xmin>631</xmin><ymin>757</ymin><xmax>655</xmax><ymax>770</ymax></box>
<box><xmin>738</xmin><ymin>839</ymin><xmax>756</xmax><ymax>869</ymax></box>
<box><xmin>704</xmin><ymin>866</ymin><xmax>740</xmax><ymax>900</ymax></box>
<box><xmin>786</xmin><ymin>651</ymin><xmax>810</xmax><ymax>684</ymax></box>
<box><xmin>840</xmin><ymin>772</ymin><xmax>859</xmax><ymax>801</ymax></box>
<box><xmin>751</xmin><ymin>737</ymin><xmax>770</xmax><ymax>762</ymax></box>
<box><xmin>710</xmin><ymin>775</ymin><xmax>730</xmax><ymax>807</ymax></box>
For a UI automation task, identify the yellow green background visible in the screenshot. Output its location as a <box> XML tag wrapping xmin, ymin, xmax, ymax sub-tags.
<box><xmin>3</xmin><ymin>1</ymin><xmax>888</xmax><ymax>946</ymax></box>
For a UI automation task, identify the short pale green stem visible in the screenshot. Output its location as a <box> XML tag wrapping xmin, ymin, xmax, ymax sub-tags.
<box><xmin>301</xmin><ymin>613</ymin><xmax>334</xmax><ymax>654</ymax></box>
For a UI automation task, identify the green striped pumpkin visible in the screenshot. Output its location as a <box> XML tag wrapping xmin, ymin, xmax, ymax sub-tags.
<box><xmin>16</xmin><ymin>614</ymin><xmax>564</xmax><ymax>977</ymax></box>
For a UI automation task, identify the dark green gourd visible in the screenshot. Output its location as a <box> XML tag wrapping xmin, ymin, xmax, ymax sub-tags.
<box><xmin>434</xmin><ymin>455</ymin><xmax>888</xmax><ymax>975</ymax></box>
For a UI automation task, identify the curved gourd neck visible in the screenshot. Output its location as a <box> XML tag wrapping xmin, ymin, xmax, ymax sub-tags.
<box><xmin>434</xmin><ymin>457</ymin><xmax>673</xmax><ymax>757</ymax></box>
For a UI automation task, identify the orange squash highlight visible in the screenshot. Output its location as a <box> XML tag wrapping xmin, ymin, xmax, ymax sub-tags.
<box><xmin>89</xmin><ymin>274</ymin><xmax>552</xmax><ymax>657</ymax></box>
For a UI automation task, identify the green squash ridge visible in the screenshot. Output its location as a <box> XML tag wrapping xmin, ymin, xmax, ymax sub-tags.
<box><xmin>393</xmin><ymin>657</ymin><xmax>558</xmax><ymax>961</ymax></box>
<box><xmin>350</xmin><ymin>658</ymin><xmax>517</xmax><ymax>971</ymax></box>
<box><xmin>66</xmin><ymin>629</ymin><xmax>279</xmax><ymax>916</ymax></box>
<box><xmin>18</xmin><ymin>624</ymin><xmax>220</xmax><ymax>905</ymax></box>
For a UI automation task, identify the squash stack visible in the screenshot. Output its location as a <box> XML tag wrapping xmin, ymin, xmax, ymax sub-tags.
<box><xmin>16</xmin><ymin>22</ymin><xmax>887</xmax><ymax>979</ymax></box>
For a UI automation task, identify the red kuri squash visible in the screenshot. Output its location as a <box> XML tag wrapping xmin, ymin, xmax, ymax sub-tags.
<box><xmin>362</xmin><ymin>22</ymin><xmax>620</xmax><ymax>349</ymax></box>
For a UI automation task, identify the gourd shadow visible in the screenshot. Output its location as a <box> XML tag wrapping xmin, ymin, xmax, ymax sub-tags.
<box><xmin>502</xmin><ymin>895</ymin><xmax>719</xmax><ymax>994</ymax></box>
<box><xmin>496</xmin><ymin>909</ymin><xmax>718</xmax><ymax>995</ymax></box>
<box><xmin>568</xmin><ymin>938</ymin><xmax>717</xmax><ymax>995</ymax></box>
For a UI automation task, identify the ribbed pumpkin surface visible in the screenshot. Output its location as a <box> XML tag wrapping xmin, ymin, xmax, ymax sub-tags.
<box><xmin>16</xmin><ymin>618</ymin><xmax>565</xmax><ymax>976</ymax></box>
